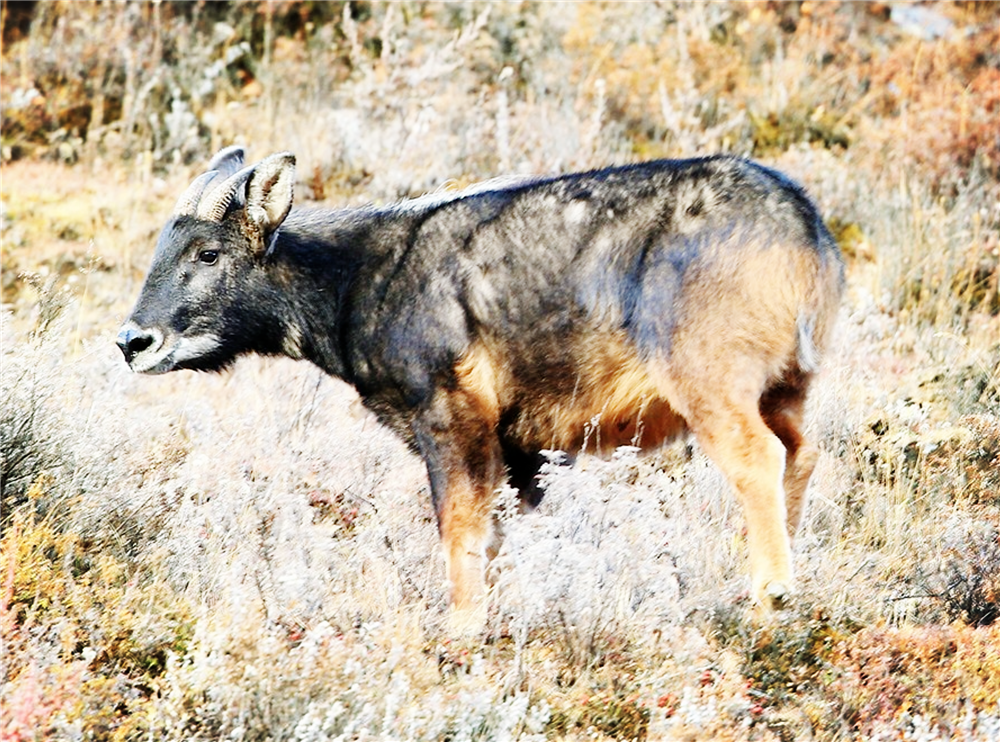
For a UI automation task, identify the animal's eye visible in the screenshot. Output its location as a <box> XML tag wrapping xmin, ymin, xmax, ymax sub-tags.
<box><xmin>197</xmin><ymin>250</ymin><xmax>219</xmax><ymax>265</ymax></box>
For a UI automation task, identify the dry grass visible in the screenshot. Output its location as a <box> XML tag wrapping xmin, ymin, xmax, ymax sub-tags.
<box><xmin>2</xmin><ymin>2</ymin><xmax>999</xmax><ymax>740</ymax></box>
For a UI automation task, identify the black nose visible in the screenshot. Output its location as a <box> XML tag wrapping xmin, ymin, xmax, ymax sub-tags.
<box><xmin>116</xmin><ymin>326</ymin><xmax>154</xmax><ymax>364</ymax></box>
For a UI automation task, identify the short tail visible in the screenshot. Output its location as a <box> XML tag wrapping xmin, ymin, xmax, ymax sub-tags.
<box><xmin>796</xmin><ymin>312</ymin><xmax>821</xmax><ymax>373</ymax></box>
<box><xmin>797</xmin><ymin>239</ymin><xmax>845</xmax><ymax>375</ymax></box>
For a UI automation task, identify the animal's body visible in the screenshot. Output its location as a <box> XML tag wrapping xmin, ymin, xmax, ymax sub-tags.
<box><xmin>118</xmin><ymin>147</ymin><xmax>843</xmax><ymax>630</ymax></box>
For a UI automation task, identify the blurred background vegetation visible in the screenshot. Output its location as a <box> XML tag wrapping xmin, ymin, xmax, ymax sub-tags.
<box><xmin>3</xmin><ymin>1</ymin><xmax>997</xmax><ymax>185</ymax></box>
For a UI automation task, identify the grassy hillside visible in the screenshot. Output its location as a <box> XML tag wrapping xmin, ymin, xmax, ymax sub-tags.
<box><xmin>2</xmin><ymin>2</ymin><xmax>999</xmax><ymax>740</ymax></box>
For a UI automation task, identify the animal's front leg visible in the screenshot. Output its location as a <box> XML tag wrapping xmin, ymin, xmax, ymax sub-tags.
<box><xmin>414</xmin><ymin>385</ymin><xmax>505</xmax><ymax>635</ymax></box>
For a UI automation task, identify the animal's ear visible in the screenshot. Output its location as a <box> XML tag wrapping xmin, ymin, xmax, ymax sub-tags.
<box><xmin>244</xmin><ymin>152</ymin><xmax>295</xmax><ymax>247</ymax></box>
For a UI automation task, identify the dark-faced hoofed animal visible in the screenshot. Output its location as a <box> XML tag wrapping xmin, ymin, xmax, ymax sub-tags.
<box><xmin>118</xmin><ymin>147</ymin><xmax>843</xmax><ymax>631</ymax></box>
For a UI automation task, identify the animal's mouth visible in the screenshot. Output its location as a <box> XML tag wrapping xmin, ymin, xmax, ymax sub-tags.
<box><xmin>116</xmin><ymin>323</ymin><xmax>222</xmax><ymax>374</ymax></box>
<box><xmin>117</xmin><ymin>322</ymin><xmax>168</xmax><ymax>373</ymax></box>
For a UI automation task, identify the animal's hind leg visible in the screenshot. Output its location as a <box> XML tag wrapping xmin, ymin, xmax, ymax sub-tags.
<box><xmin>681</xmin><ymin>388</ymin><xmax>794</xmax><ymax>610</ymax></box>
<box><xmin>760</xmin><ymin>379</ymin><xmax>817</xmax><ymax>538</ymax></box>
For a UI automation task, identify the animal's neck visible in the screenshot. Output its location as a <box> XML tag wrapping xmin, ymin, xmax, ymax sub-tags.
<box><xmin>268</xmin><ymin>209</ymin><xmax>368</xmax><ymax>379</ymax></box>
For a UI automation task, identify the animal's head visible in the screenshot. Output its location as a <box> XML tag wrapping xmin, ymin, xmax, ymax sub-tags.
<box><xmin>117</xmin><ymin>147</ymin><xmax>296</xmax><ymax>374</ymax></box>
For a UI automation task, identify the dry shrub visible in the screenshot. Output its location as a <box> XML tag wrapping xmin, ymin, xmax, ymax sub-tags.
<box><xmin>828</xmin><ymin>622</ymin><xmax>1000</xmax><ymax>736</ymax></box>
<box><xmin>903</xmin><ymin>515</ymin><xmax>1000</xmax><ymax>628</ymax></box>
<box><xmin>863</xmin><ymin>19</ymin><xmax>1000</xmax><ymax>192</ymax></box>
<box><xmin>0</xmin><ymin>2</ymin><xmax>339</xmax><ymax>165</ymax></box>
<box><xmin>854</xmin><ymin>350</ymin><xmax>1000</xmax><ymax>508</ymax></box>
<box><xmin>1</xmin><ymin>288</ymin><xmax>194</xmax><ymax>740</ymax></box>
<box><xmin>1</xmin><ymin>491</ymin><xmax>194</xmax><ymax>741</ymax></box>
